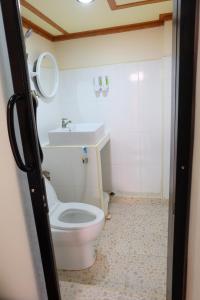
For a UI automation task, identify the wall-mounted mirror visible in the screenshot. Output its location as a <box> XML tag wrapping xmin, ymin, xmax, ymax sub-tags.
<box><xmin>32</xmin><ymin>52</ymin><xmax>59</xmax><ymax>100</ymax></box>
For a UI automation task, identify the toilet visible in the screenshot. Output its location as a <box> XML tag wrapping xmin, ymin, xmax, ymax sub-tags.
<box><xmin>44</xmin><ymin>177</ymin><xmax>105</xmax><ymax>270</ymax></box>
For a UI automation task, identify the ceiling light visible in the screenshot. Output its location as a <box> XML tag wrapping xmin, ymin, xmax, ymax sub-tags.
<box><xmin>76</xmin><ymin>0</ymin><xmax>94</xmax><ymax>4</ymax></box>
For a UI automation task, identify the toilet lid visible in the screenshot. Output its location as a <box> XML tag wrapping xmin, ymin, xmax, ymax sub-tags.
<box><xmin>50</xmin><ymin>202</ymin><xmax>104</xmax><ymax>230</ymax></box>
<box><xmin>44</xmin><ymin>177</ymin><xmax>59</xmax><ymax>209</ymax></box>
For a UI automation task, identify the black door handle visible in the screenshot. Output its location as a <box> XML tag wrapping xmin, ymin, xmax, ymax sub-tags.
<box><xmin>31</xmin><ymin>93</ymin><xmax>43</xmax><ymax>163</ymax></box>
<box><xmin>7</xmin><ymin>94</ymin><xmax>33</xmax><ymax>172</ymax></box>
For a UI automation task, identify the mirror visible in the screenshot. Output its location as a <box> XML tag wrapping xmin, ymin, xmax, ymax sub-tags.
<box><xmin>32</xmin><ymin>52</ymin><xmax>59</xmax><ymax>100</ymax></box>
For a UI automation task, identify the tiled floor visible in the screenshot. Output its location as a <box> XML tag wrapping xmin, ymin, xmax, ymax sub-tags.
<box><xmin>58</xmin><ymin>196</ymin><xmax>168</xmax><ymax>300</ymax></box>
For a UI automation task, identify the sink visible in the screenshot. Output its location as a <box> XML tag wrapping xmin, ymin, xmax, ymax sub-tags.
<box><xmin>48</xmin><ymin>123</ymin><xmax>105</xmax><ymax>146</ymax></box>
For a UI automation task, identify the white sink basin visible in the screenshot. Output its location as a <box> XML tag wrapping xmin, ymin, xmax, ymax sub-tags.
<box><xmin>48</xmin><ymin>123</ymin><xmax>105</xmax><ymax>146</ymax></box>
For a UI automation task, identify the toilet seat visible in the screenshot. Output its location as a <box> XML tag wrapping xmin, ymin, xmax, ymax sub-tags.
<box><xmin>50</xmin><ymin>202</ymin><xmax>104</xmax><ymax>230</ymax></box>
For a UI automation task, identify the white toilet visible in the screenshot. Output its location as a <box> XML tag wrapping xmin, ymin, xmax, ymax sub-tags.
<box><xmin>44</xmin><ymin>178</ymin><xmax>105</xmax><ymax>270</ymax></box>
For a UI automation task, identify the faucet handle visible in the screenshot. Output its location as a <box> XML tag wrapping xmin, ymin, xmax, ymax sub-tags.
<box><xmin>62</xmin><ymin>117</ymin><xmax>68</xmax><ymax>121</ymax></box>
<box><xmin>62</xmin><ymin>118</ymin><xmax>72</xmax><ymax>128</ymax></box>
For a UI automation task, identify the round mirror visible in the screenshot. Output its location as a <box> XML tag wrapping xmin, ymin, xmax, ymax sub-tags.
<box><xmin>34</xmin><ymin>52</ymin><xmax>59</xmax><ymax>100</ymax></box>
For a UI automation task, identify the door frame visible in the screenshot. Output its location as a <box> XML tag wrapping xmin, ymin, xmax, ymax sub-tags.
<box><xmin>0</xmin><ymin>1</ymin><xmax>61</xmax><ymax>299</ymax></box>
<box><xmin>167</xmin><ymin>0</ymin><xmax>199</xmax><ymax>299</ymax></box>
<box><xmin>1</xmin><ymin>0</ymin><xmax>200</xmax><ymax>299</ymax></box>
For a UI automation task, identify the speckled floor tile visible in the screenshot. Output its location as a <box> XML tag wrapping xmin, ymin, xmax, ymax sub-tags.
<box><xmin>98</xmin><ymin>231</ymin><xmax>130</xmax><ymax>256</ymax></box>
<box><xmin>111</xmin><ymin>196</ymin><xmax>168</xmax><ymax>207</ymax></box>
<box><xmin>110</xmin><ymin>196</ymin><xmax>138</xmax><ymax>205</ymax></box>
<box><xmin>109</xmin><ymin>201</ymin><xmax>136</xmax><ymax>215</ymax></box>
<box><xmin>133</xmin><ymin>206</ymin><xmax>168</xmax><ymax>234</ymax></box>
<box><xmin>58</xmin><ymin>250</ymin><xmax>128</xmax><ymax>290</ymax></box>
<box><xmin>101</xmin><ymin>215</ymin><xmax>133</xmax><ymax>241</ymax></box>
<box><xmin>129</xmin><ymin>231</ymin><xmax>168</xmax><ymax>257</ymax></box>
<box><xmin>60</xmin><ymin>281</ymin><xmax>122</xmax><ymax>300</ymax></box>
<box><xmin>60</xmin><ymin>281</ymin><xmax>166</xmax><ymax>300</ymax></box>
<box><xmin>125</xmin><ymin>255</ymin><xmax>167</xmax><ymax>295</ymax></box>
<box><xmin>60</xmin><ymin>281</ymin><xmax>167</xmax><ymax>300</ymax></box>
<box><xmin>58</xmin><ymin>196</ymin><xmax>168</xmax><ymax>300</ymax></box>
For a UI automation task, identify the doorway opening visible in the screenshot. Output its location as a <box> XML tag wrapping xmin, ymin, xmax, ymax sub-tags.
<box><xmin>1</xmin><ymin>0</ymin><xmax>198</xmax><ymax>299</ymax></box>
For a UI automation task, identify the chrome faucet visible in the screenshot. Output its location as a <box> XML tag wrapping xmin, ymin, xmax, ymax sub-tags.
<box><xmin>62</xmin><ymin>118</ymin><xmax>72</xmax><ymax>129</ymax></box>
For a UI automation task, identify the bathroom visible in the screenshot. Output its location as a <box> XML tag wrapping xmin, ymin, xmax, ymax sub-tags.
<box><xmin>23</xmin><ymin>0</ymin><xmax>172</xmax><ymax>299</ymax></box>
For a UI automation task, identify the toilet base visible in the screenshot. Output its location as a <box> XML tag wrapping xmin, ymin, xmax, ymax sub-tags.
<box><xmin>54</xmin><ymin>242</ymin><xmax>96</xmax><ymax>270</ymax></box>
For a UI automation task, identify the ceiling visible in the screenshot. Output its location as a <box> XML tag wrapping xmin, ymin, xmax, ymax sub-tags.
<box><xmin>20</xmin><ymin>0</ymin><xmax>173</xmax><ymax>41</ymax></box>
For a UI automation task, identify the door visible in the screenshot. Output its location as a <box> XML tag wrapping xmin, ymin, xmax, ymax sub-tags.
<box><xmin>0</xmin><ymin>1</ymin><xmax>61</xmax><ymax>299</ymax></box>
<box><xmin>1</xmin><ymin>0</ymin><xmax>199</xmax><ymax>299</ymax></box>
<box><xmin>167</xmin><ymin>0</ymin><xmax>199</xmax><ymax>299</ymax></box>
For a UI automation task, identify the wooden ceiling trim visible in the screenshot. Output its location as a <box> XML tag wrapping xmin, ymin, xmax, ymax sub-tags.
<box><xmin>107</xmin><ymin>0</ymin><xmax>116</xmax><ymax>9</ymax></box>
<box><xmin>53</xmin><ymin>19</ymin><xmax>164</xmax><ymax>41</ymax></box>
<box><xmin>21</xmin><ymin>6</ymin><xmax>172</xmax><ymax>42</ymax></box>
<box><xmin>53</xmin><ymin>13</ymin><xmax>172</xmax><ymax>41</ymax></box>
<box><xmin>20</xmin><ymin>0</ymin><xmax>68</xmax><ymax>35</ymax></box>
<box><xmin>159</xmin><ymin>12</ymin><xmax>173</xmax><ymax>21</ymax></box>
<box><xmin>22</xmin><ymin>17</ymin><xmax>54</xmax><ymax>41</ymax></box>
<box><xmin>107</xmin><ymin>0</ymin><xmax>170</xmax><ymax>10</ymax></box>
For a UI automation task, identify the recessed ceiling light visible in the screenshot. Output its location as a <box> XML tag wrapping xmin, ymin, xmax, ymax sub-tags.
<box><xmin>76</xmin><ymin>0</ymin><xmax>94</xmax><ymax>4</ymax></box>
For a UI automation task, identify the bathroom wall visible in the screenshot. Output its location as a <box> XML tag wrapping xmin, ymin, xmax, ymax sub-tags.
<box><xmin>25</xmin><ymin>31</ymin><xmax>61</xmax><ymax>145</ymax></box>
<box><xmin>54</xmin><ymin>23</ymin><xmax>172</xmax><ymax>198</ymax></box>
<box><xmin>163</xmin><ymin>56</ymin><xmax>172</xmax><ymax>199</ymax></box>
<box><xmin>25</xmin><ymin>22</ymin><xmax>172</xmax><ymax>148</ymax></box>
<box><xmin>55</xmin><ymin>21</ymin><xmax>172</xmax><ymax>70</ymax></box>
<box><xmin>28</xmin><ymin>66</ymin><xmax>61</xmax><ymax>145</ymax></box>
<box><xmin>163</xmin><ymin>21</ymin><xmax>173</xmax><ymax>57</ymax></box>
<box><xmin>25</xmin><ymin>30</ymin><xmax>55</xmax><ymax>65</ymax></box>
<box><xmin>58</xmin><ymin>57</ymin><xmax>171</xmax><ymax>198</ymax></box>
<box><xmin>26</xmin><ymin>23</ymin><xmax>172</xmax><ymax>198</ymax></box>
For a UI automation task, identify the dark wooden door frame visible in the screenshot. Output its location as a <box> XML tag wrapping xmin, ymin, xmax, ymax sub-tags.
<box><xmin>1</xmin><ymin>0</ymin><xmax>199</xmax><ymax>299</ymax></box>
<box><xmin>168</xmin><ymin>0</ymin><xmax>199</xmax><ymax>299</ymax></box>
<box><xmin>0</xmin><ymin>1</ymin><xmax>61</xmax><ymax>299</ymax></box>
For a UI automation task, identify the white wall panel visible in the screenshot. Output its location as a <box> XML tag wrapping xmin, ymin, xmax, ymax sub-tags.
<box><xmin>56</xmin><ymin>58</ymin><xmax>172</xmax><ymax>198</ymax></box>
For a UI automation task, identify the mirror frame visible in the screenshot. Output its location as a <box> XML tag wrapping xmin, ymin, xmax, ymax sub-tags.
<box><xmin>34</xmin><ymin>52</ymin><xmax>59</xmax><ymax>99</ymax></box>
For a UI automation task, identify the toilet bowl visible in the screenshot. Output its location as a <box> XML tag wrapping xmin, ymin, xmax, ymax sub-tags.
<box><xmin>44</xmin><ymin>178</ymin><xmax>105</xmax><ymax>270</ymax></box>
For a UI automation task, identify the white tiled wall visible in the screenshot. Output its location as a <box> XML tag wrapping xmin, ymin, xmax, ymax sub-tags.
<box><xmin>57</xmin><ymin>58</ymin><xmax>172</xmax><ymax>198</ymax></box>
<box><xmin>163</xmin><ymin>57</ymin><xmax>172</xmax><ymax>199</ymax></box>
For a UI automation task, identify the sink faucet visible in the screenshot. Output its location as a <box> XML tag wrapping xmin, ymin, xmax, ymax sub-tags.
<box><xmin>62</xmin><ymin>118</ymin><xmax>72</xmax><ymax>129</ymax></box>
